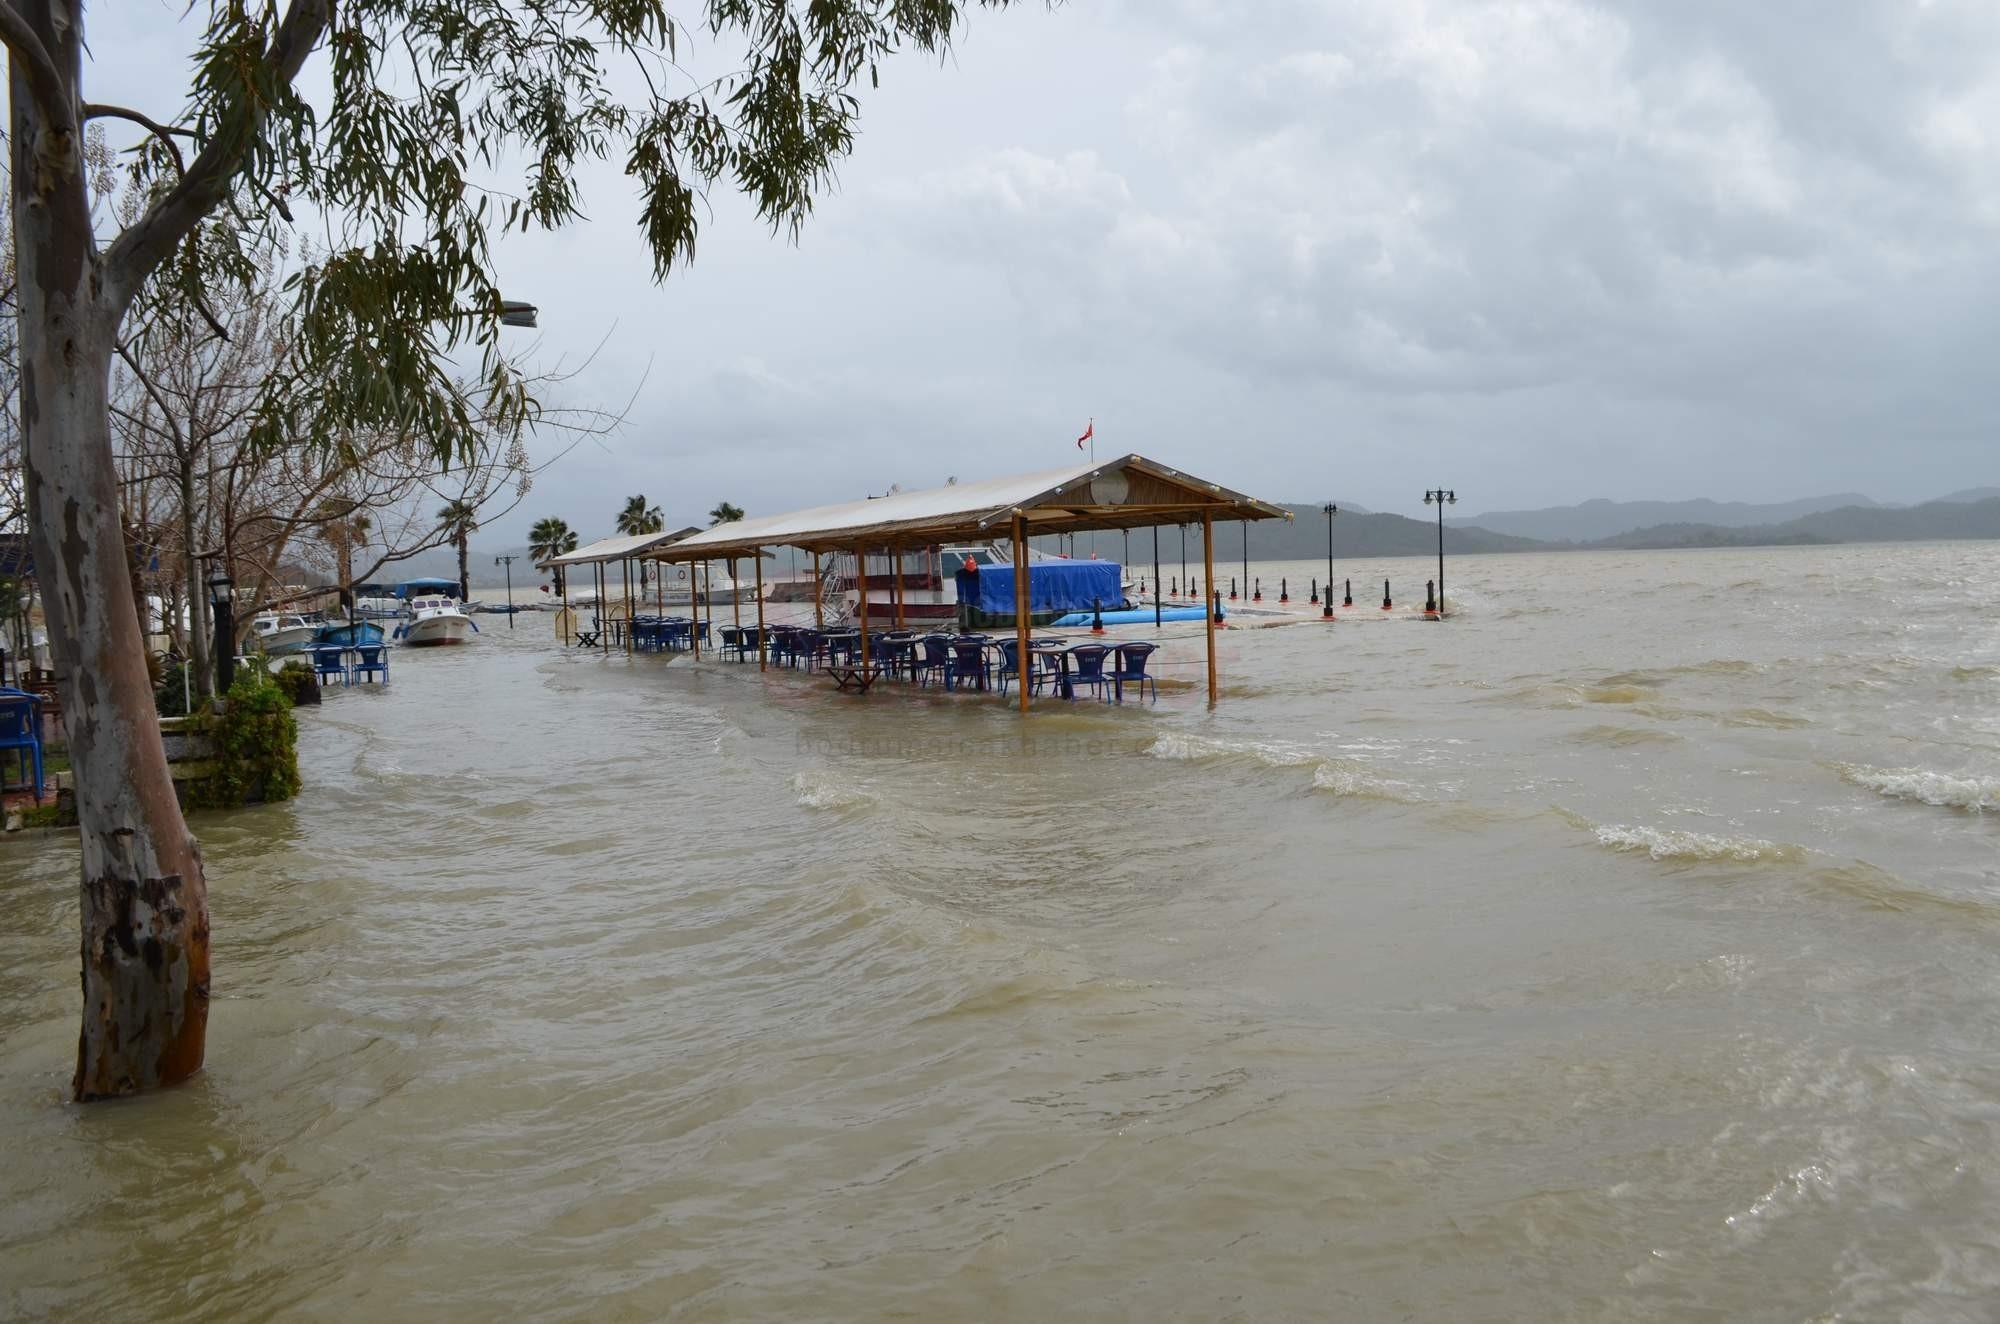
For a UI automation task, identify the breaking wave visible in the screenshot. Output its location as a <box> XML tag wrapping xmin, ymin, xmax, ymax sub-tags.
<box><xmin>1590</xmin><ymin>824</ymin><xmax>1805</xmax><ymax>864</ymax></box>
<box><xmin>791</xmin><ymin>768</ymin><xmax>876</xmax><ymax>812</ymax></box>
<box><xmin>1145</xmin><ymin>732</ymin><xmax>1423</xmax><ymax>802</ymax></box>
<box><xmin>1309</xmin><ymin>763</ymin><xmax>1423</xmax><ymax>803</ymax></box>
<box><xmin>1145</xmin><ymin>732</ymin><xmax>1322</xmax><ymax>768</ymax></box>
<box><xmin>1838</xmin><ymin>765</ymin><xmax>2000</xmax><ymax>814</ymax></box>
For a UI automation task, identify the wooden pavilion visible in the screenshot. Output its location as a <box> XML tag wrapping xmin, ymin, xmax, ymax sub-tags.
<box><xmin>647</xmin><ymin>454</ymin><xmax>1290</xmax><ymax>710</ymax></box>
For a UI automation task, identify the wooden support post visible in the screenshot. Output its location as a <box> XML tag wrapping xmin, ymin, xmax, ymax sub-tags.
<box><xmin>692</xmin><ymin>562</ymin><xmax>704</xmax><ymax>659</ymax></box>
<box><xmin>854</xmin><ymin>542</ymin><xmax>871</xmax><ymax>686</ymax></box>
<box><xmin>623</xmin><ymin>557</ymin><xmax>633</xmax><ymax>652</ymax></box>
<box><xmin>655</xmin><ymin>558</ymin><xmax>663</xmax><ymax>616</ymax></box>
<box><xmin>598</xmin><ymin>563</ymin><xmax>609</xmax><ymax>654</ymax></box>
<box><xmin>812</xmin><ymin>552</ymin><xmax>824</xmax><ymax>628</ymax></box>
<box><xmin>1013</xmin><ymin>513</ymin><xmax>1031</xmax><ymax>715</ymax></box>
<box><xmin>894</xmin><ymin>547</ymin><xmax>906</xmax><ymax>630</ymax></box>
<box><xmin>755</xmin><ymin>552</ymin><xmax>767</xmax><ymax>671</ymax></box>
<box><xmin>730</xmin><ymin>556</ymin><xmax>742</xmax><ymax>655</ymax></box>
<box><xmin>1202</xmin><ymin>510</ymin><xmax>1218</xmax><ymax>706</ymax></box>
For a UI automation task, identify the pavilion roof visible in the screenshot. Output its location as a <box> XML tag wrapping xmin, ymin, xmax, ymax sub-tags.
<box><xmin>651</xmin><ymin>454</ymin><xmax>1289</xmax><ymax>559</ymax></box>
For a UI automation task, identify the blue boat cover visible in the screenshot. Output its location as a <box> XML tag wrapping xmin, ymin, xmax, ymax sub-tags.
<box><xmin>956</xmin><ymin>561</ymin><xmax>1122</xmax><ymax>615</ymax></box>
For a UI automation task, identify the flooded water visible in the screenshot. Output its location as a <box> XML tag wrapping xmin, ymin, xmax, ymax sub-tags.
<box><xmin>3</xmin><ymin>542</ymin><xmax>1998</xmax><ymax>1321</ymax></box>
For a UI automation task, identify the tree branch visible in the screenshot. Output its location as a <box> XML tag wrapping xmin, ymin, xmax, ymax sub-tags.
<box><xmin>101</xmin><ymin>0</ymin><xmax>330</xmax><ymax>308</ymax></box>
<box><xmin>83</xmin><ymin>103</ymin><xmax>193</xmax><ymax>175</ymax></box>
<box><xmin>0</xmin><ymin>4</ymin><xmax>74</xmax><ymax>139</ymax></box>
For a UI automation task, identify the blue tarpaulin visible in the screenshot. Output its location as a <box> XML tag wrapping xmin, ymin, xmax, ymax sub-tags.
<box><xmin>956</xmin><ymin>561</ymin><xmax>1122</xmax><ymax>616</ymax></box>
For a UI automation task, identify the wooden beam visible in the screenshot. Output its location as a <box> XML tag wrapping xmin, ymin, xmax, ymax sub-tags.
<box><xmin>730</xmin><ymin>555</ymin><xmax>742</xmax><ymax>653</ymax></box>
<box><xmin>812</xmin><ymin>552</ymin><xmax>824</xmax><ymax>629</ymax></box>
<box><xmin>1013</xmin><ymin>514</ymin><xmax>1030</xmax><ymax>715</ymax></box>
<box><xmin>691</xmin><ymin>562</ymin><xmax>702</xmax><ymax>660</ymax></box>
<box><xmin>1202</xmin><ymin>509</ymin><xmax>1217</xmax><ymax>706</ymax></box>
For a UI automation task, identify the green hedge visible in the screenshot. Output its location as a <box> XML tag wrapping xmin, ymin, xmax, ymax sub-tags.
<box><xmin>182</xmin><ymin>666</ymin><xmax>301</xmax><ymax>810</ymax></box>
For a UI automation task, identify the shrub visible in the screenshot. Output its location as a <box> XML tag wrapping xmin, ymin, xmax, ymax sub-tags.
<box><xmin>272</xmin><ymin>660</ymin><xmax>317</xmax><ymax>707</ymax></box>
<box><xmin>184</xmin><ymin>666</ymin><xmax>301</xmax><ymax>809</ymax></box>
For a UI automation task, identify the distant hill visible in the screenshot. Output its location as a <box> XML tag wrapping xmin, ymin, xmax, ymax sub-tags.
<box><xmin>1449</xmin><ymin>493</ymin><xmax>1880</xmax><ymax>543</ymax></box>
<box><xmin>1932</xmin><ymin>486</ymin><xmax>2000</xmax><ymax>504</ymax></box>
<box><xmin>1593</xmin><ymin>497</ymin><xmax>2000</xmax><ymax>549</ymax></box>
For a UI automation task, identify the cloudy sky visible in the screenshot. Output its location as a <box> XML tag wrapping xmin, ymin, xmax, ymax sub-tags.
<box><xmin>96</xmin><ymin>0</ymin><xmax>2000</xmax><ymax>542</ymax></box>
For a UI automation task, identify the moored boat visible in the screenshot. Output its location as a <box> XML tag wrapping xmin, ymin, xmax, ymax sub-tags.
<box><xmin>395</xmin><ymin>594</ymin><xmax>478</xmax><ymax>646</ymax></box>
<box><xmin>316</xmin><ymin>618</ymin><xmax>386</xmax><ymax>648</ymax></box>
<box><xmin>250</xmin><ymin>611</ymin><xmax>326</xmax><ymax>655</ymax></box>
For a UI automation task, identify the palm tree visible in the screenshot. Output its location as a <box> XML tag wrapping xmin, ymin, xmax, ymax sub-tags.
<box><xmin>616</xmin><ymin>494</ymin><xmax>663</xmax><ymax>536</ymax></box>
<box><xmin>528</xmin><ymin>516</ymin><xmax>578</xmax><ymax>596</ymax></box>
<box><xmin>709</xmin><ymin>500</ymin><xmax>744</xmax><ymax>525</ymax></box>
<box><xmin>616</xmin><ymin>495</ymin><xmax>664</xmax><ymax>593</ymax></box>
<box><xmin>438</xmin><ymin>499</ymin><xmax>478</xmax><ymax>601</ymax></box>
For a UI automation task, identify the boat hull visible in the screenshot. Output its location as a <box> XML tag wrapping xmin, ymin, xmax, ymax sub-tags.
<box><xmin>262</xmin><ymin>626</ymin><xmax>323</xmax><ymax>655</ymax></box>
<box><xmin>399</xmin><ymin>616</ymin><xmax>476</xmax><ymax>647</ymax></box>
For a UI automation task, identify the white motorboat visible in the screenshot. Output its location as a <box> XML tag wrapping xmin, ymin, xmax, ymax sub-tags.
<box><xmin>394</xmin><ymin>595</ymin><xmax>478</xmax><ymax>647</ymax></box>
<box><xmin>250</xmin><ymin>611</ymin><xmax>325</xmax><ymax>654</ymax></box>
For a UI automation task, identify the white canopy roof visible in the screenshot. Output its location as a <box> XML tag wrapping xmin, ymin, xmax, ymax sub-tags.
<box><xmin>543</xmin><ymin>526</ymin><xmax>702</xmax><ymax>567</ymax></box>
<box><xmin>652</xmin><ymin>453</ymin><xmax>1288</xmax><ymax>559</ymax></box>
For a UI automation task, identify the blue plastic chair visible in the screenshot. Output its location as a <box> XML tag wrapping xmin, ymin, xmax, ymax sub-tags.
<box><xmin>949</xmin><ymin>639</ymin><xmax>991</xmax><ymax>692</ymax></box>
<box><xmin>0</xmin><ymin>688</ymin><xmax>44</xmax><ymax>802</ymax></box>
<box><xmin>1104</xmin><ymin>642</ymin><xmax>1158</xmax><ymax>703</ymax></box>
<box><xmin>312</xmin><ymin>646</ymin><xmax>350</xmax><ymax>686</ymax></box>
<box><xmin>995</xmin><ymin>640</ymin><xmax>1048</xmax><ymax>697</ymax></box>
<box><xmin>718</xmin><ymin>625</ymin><xmax>743</xmax><ymax>660</ymax></box>
<box><xmin>915</xmin><ymin>635</ymin><xmax>952</xmax><ymax>687</ymax></box>
<box><xmin>352</xmin><ymin>643</ymin><xmax>389</xmax><ymax>683</ymax></box>
<box><xmin>1062</xmin><ymin>644</ymin><xmax>1110</xmax><ymax>701</ymax></box>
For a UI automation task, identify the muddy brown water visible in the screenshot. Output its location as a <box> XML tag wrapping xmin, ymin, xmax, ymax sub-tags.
<box><xmin>2</xmin><ymin>543</ymin><xmax>1997</xmax><ymax>1320</ymax></box>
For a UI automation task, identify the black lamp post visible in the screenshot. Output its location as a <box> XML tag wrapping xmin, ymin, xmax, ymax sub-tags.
<box><xmin>1422</xmin><ymin>489</ymin><xmax>1456</xmax><ymax>617</ymax></box>
<box><xmin>1321</xmin><ymin>502</ymin><xmax>1338</xmax><ymax>619</ymax></box>
<box><xmin>206</xmin><ymin>564</ymin><xmax>235</xmax><ymax>696</ymax></box>
<box><xmin>495</xmin><ymin>554</ymin><xmax>518</xmax><ymax>628</ymax></box>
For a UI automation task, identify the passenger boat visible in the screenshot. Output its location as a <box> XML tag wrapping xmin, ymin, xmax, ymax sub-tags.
<box><xmin>394</xmin><ymin>594</ymin><xmax>478</xmax><ymax>646</ymax></box>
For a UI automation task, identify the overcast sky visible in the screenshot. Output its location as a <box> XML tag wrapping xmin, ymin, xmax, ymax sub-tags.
<box><xmin>96</xmin><ymin>0</ymin><xmax>2000</xmax><ymax>543</ymax></box>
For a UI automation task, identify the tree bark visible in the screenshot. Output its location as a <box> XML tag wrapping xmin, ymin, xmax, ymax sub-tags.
<box><xmin>12</xmin><ymin>0</ymin><xmax>211</xmax><ymax>1100</ymax></box>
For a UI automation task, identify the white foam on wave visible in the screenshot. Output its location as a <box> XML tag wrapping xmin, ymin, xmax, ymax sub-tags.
<box><xmin>1310</xmin><ymin>763</ymin><xmax>1423</xmax><ymax>803</ymax></box>
<box><xmin>790</xmin><ymin>768</ymin><xmax>875</xmax><ymax>811</ymax></box>
<box><xmin>1839</xmin><ymin>765</ymin><xmax>2000</xmax><ymax>813</ymax></box>
<box><xmin>1144</xmin><ymin>732</ymin><xmax>1321</xmax><ymax>768</ymax></box>
<box><xmin>1591</xmin><ymin>824</ymin><xmax>1802</xmax><ymax>863</ymax></box>
<box><xmin>1146</xmin><ymin>732</ymin><xmax>1424</xmax><ymax>803</ymax></box>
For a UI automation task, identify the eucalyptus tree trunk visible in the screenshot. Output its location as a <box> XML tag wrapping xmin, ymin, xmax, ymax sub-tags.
<box><xmin>11</xmin><ymin>0</ymin><xmax>211</xmax><ymax>1098</ymax></box>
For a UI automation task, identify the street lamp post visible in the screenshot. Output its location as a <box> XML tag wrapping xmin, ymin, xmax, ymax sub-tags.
<box><xmin>1240</xmin><ymin>521</ymin><xmax>1249</xmax><ymax>610</ymax></box>
<box><xmin>205</xmin><ymin>563</ymin><xmax>235</xmax><ymax>696</ymax></box>
<box><xmin>1422</xmin><ymin>489</ymin><xmax>1456</xmax><ymax>617</ymax></box>
<box><xmin>494</xmin><ymin>555</ymin><xmax>518</xmax><ymax>629</ymax></box>
<box><xmin>1321</xmin><ymin>502</ymin><xmax>1337</xmax><ymax>619</ymax></box>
